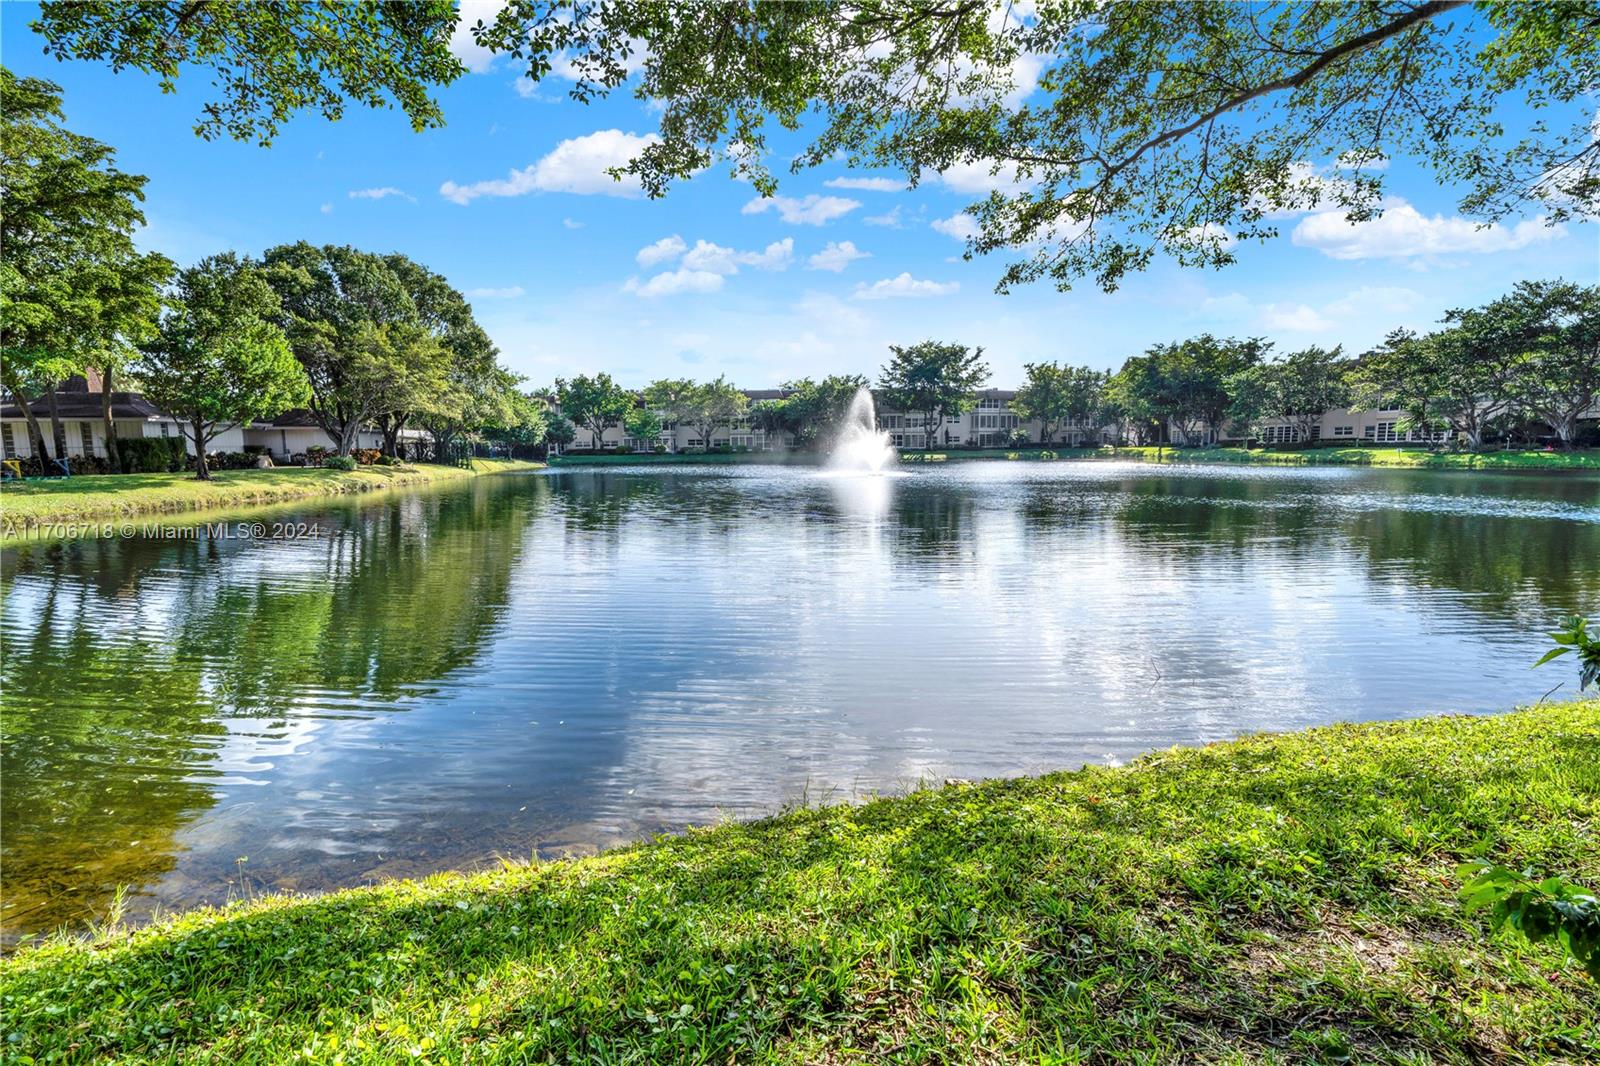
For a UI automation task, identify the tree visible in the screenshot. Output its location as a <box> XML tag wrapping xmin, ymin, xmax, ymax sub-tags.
<box><xmin>1011</xmin><ymin>362</ymin><xmax>1104</xmax><ymax>445</ymax></box>
<box><xmin>556</xmin><ymin>373</ymin><xmax>633</xmax><ymax>450</ymax></box>
<box><xmin>481</xmin><ymin>388</ymin><xmax>548</xmax><ymax>458</ymax></box>
<box><xmin>0</xmin><ymin>66</ymin><xmax>173</xmax><ymax>470</ymax></box>
<box><xmin>1231</xmin><ymin>346</ymin><xmax>1352</xmax><ymax>444</ymax></box>
<box><xmin>624</xmin><ymin>406</ymin><xmax>663</xmax><ymax>448</ymax></box>
<box><xmin>51</xmin><ymin>7</ymin><xmax>1597</xmax><ymax>290</ymax></box>
<box><xmin>749</xmin><ymin>399</ymin><xmax>795</xmax><ymax>442</ymax></box>
<box><xmin>1501</xmin><ymin>281</ymin><xmax>1600</xmax><ymax>447</ymax></box>
<box><xmin>262</xmin><ymin>242</ymin><xmax>420</xmax><ymax>456</ymax></box>
<box><xmin>779</xmin><ymin>374</ymin><xmax>870</xmax><ymax>448</ymax></box>
<box><xmin>1142</xmin><ymin>335</ymin><xmax>1267</xmax><ymax>445</ymax></box>
<box><xmin>878</xmin><ymin>341</ymin><xmax>989</xmax><ymax>449</ymax></box>
<box><xmin>642</xmin><ymin>378</ymin><xmax>698</xmax><ymax>432</ymax></box>
<box><xmin>683</xmin><ymin>375</ymin><xmax>748</xmax><ymax>449</ymax></box>
<box><xmin>377</xmin><ymin>254</ymin><xmax>497</xmax><ymax>457</ymax></box>
<box><xmin>471</xmin><ymin>2</ymin><xmax>1598</xmax><ymax>292</ymax></box>
<box><xmin>1355</xmin><ymin>316</ymin><xmax>1521</xmax><ymax>450</ymax></box>
<box><xmin>543</xmin><ymin>413</ymin><xmax>576</xmax><ymax>453</ymax></box>
<box><xmin>33</xmin><ymin>2</ymin><xmax>465</xmax><ymax>146</ymax></box>
<box><xmin>135</xmin><ymin>254</ymin><xmax>309</xmax><ymax>480</ymax></box>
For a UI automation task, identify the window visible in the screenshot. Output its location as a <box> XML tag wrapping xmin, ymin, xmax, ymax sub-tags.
<box><xmin>1363</xmin><ymin>425</ymin><xmax>1376</xmax><ymax>440</ymax></box>
<box><xmin>945</xmin><ymin>414</ymin><xmax>960</xmax><ymax>424</ymax></box>
<box><xmin>686</xmin><ymin>438</ymin><xmax>703</xmax><ymax>448</ymax></box>
<box><xmin>731</xmin><ymin>434</ymin><xmax>754</xmax><ymax>448</ymax></box>
<box><xmin>879</xmin><ymin>414</ymin><xmax>903</xmax><ymax>430</ymax></box>
<box><xmin>1332</xmin><ymin>425</ymin><xmax>1354</xmax><ymax>437</ymax></box>
<box><xmin>1310</xmin><ymin>426</ymin><xmax>1322</xmax><ymax>442</ymax></box>
<box><xmin>1374</xmin><ymin>421</ymin><xmax>1399</xmax><ymax>443</ymax></box>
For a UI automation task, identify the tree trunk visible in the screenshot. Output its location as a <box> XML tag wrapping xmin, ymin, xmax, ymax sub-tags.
<box><xmin>192</xmin><ymin>420</ymin><xmax>211</xmax><ymax>480</ymax></box>
<box><xmin>1</xmin><ymin>366</ymin><xmax>51</xmax><ymax>472</ymax></box>
<box><xmin>100</xmin><ymin>364</ymin><xmax>122</xmax><ymax>474</ymax></box>
<box><xmin>337</xmin><ymin>419</ymin><xmax>359</xmax><ymax>456</ymax></box>
<box><xmin>44</xmin><ymin>385</ymin><xmax>67</xmax><ymax>464</ymax></box>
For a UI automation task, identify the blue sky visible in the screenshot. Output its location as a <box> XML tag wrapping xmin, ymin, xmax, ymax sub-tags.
<box><xmin>4</xmin><ymin>2</ymin><xmax>1596</xmax><ymax>389</ymax></box>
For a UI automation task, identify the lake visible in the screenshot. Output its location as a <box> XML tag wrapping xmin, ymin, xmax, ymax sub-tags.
<box><xmin>3</xmin><ymin>461</ymin><xmax>1597</xmax><ymax>941</ymax></box>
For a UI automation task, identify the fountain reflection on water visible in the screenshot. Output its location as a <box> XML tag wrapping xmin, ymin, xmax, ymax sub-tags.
<box><xmin>827</xmin><ymin>387</ymin><xmax>898</xmax><ymax>474</ymax></box>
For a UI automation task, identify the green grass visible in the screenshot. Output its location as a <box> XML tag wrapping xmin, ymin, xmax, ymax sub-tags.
<box><xmin>0</xmin><ymin>459</ymin><xmax>543</xmax><ymax>537</ymax></box>
<box><xmin>548</xmin><ymin>451</ymin><xmax>799</xmax><ymax>466</ymax></box>
<box><xmin>4</xmin><ymin>701</ymin><xmax>1596</xmax><ymax>1064</ymax></box>
<box><xmin>1096</xmin><ymin>446</ymin><xmax>1600</xmax><ymax>470</ymax></box>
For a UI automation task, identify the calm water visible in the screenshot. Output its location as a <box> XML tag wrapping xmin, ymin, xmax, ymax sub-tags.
<box><xmin>3</xmin><ymin>462</ymin><xmax>1597</xmax><ymax>940</ymax></box>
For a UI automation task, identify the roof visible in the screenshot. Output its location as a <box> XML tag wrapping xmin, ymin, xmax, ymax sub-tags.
<box><xmin>0</xmin><ymin>381</ymin><xmax>165</xmax><ymax>421</ymax></box>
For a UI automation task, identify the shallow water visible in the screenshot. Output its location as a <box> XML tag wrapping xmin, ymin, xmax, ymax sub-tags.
<box><xmin>3</xmin><ymin>461</ymin><xmax>1597</xmax><ymax>940</ymax></box>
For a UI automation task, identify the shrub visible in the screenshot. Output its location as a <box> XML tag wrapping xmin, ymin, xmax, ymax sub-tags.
<box><xmin>353</xmin><ymin>448</ymin><xmax>382</xmax><ymax>466</ymax></box>
<box><xmin>118</xmin><ymin>436</ymin><xmax>188</xmax><ymax>473</ymax></box>
<box><xmin>375</xmin><ymin>454</ymin><xmax>403</xmax><ymax>467</ymax></box>
<box><xmin>322</xmin><ymin>455</ymin><xmax>358</xmax><ymax>471</ymax></box>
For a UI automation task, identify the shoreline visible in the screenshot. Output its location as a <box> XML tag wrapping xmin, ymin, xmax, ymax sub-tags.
<box><xmin>547</xmin><ymin>445</ymin><xmax>1600</xmax><ymax>471</ymax></box>
<box><xmin>0</xmin><ymin>459</ymin><xmax>544</xmax><ymax>540</ymax></box>
<box><xmin>4</xmin><ymin>699</ymin><xmax>1594</xmax><ymax>1061</ymax></box>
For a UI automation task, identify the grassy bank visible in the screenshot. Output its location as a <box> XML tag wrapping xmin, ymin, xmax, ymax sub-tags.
<box><xmin>4</xmin><ymin>701</ymin><xmax>1595</xmax><ymax>1064</ymax></box>
<box><xmin>911</xmin><ymin>445</ymin><xmax>1600</xmax><ymax>470</ymax></box>
<box><xmin>0</xmin><ymin>459</ymin><xmax>542</xmax><ymax>537</ymax></box>
<box><xmin>548</xmin><ymin>451</ymin><xmax>799</xmax><ymax>466</ymax></box>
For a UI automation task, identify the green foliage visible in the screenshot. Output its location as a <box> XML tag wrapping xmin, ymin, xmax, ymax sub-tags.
<box><xmin>465</xmin><ymin>3</ymin><xmax>1599</xmax><ymax>293</ymax></box>
<box><xmin>542</xmin><ymin>413</ymin><xmax>576</xmax><ymax>447</ymax></box>
<box><xmin>1010</xmin><ymin>362</ymin><xmax>1106</xmax><ymax>444</ymax></box>
<box><xmin>623</xmin><ymin>406</ymin><xmax>662</xmax><ymax>442</ymax></box>
<box><xmin>555</xmin><ymin>372</ymin><xmax>633</xmax><ymax>449</ymax></box>
<box><xmin>878</xmin><ymin>341</ymin><xmax>989</xmax><ymax>446</ymax></box>
<box><xmin>2</xmin><ymin>702</ymin><xmax>1595</xmax><ymax>1061</ymax></box>
<box><xmin>683</xmin><ymin>375</ymin><xmax>748</xmax><ymax>448</ymax></box>
<box><xmin>1535</xmin><ymin>615</ymin><xmax>1600</xmax><ymax>692</ymax></box>
<box><xmin>114</xmin><ymin>435</ymin><xmax>187</xmax><ymax>474</ymax></box>
<box><xmin>776</xmin><ymin>374</ymin><xmax>870</xmax><ymax>447</ymax></box>
<box><xmin>1460</xmin><ymin>862</ymin><xmax>1600</xmax><ymax>980</ymax></box>
<box><xmin>136</xmin><ymin>254</ymin><xmax>308</xmax><ymax>480</ymax></box>
<box><xmin>33</xmin><ymin>2</ymin><xmax>465</xmax><ymax>146</ymax></box>
<box><xmin>321</xmin><ymin>455</ymin><xmax>358</xmax><ymax>472</ymax></box>
<box><xmin>1230</xmin><ymin>346</ymin><xmax>1353</xmax><ymax>444</ymax></box>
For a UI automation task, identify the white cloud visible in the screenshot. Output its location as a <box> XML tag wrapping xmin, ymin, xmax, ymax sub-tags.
<box><xmin>824</xmin><ymin>176</ymin><xmax>902</xmax><ymax>192</ymax></box>
<box><xmin>741</xmin><ymin>194</ymin><xmax>860</xmax><ymax>225</ymax></box>
<box><xmin>1323</xmin><ymin>286</ymin><xmax>1422</xmax><ymax>318</ymax></box>
<box><xmin>1291</xmin><ymin>198</ymin><xmax>1563</xmax><ymax>260</ymax></box>
<box><xmin>675</xmin><ymin>238</ymin><xmax>794</xmax><ymax>274</ymax></box>
<box><xmin>348</xmin><ymin>186</ymin><xmax>415</xmax><ymax>202</ymax></box>
<box><xmin>1175</xmin><ymin>223</ymin><xmax>1236</xmax><ymax>249</ymax></box>
<box><xmin>465</xmin><ymin>285</ymin><xmax>526</xmax><ymax>299</ymax></box>
<box><xmin>863</xmin><ymin>205</ymin><xmax>904</xmax><ymax>227</ymax></box>
<box><xmin>935</xmin><ymin>159</ymin><xmax>1029</xmax><ymax>195</ymax></box>
<box><xmin>624</xmin><ymin>269</ymin><xmax>725</xmax><ymax>297</ymax></box>
<box><xmin>440</xmin><ymin>129</ymin><xmax>659</xmax><ymax>204</ymax></box>
<box><xmin>636</xmin><ymin>235</ymin><xmax>687</xmax><ymax>266</ymax></box>
<box><xmin>319</xmin><ymin>202</ymin><xmax>333</xmax><ymax>215</ymax></box>
<box><xmin>449</xmin><ymin>0</ymin><xmax>505</xmax><ymax>74</ymax></box>
<box><xmin>563</xmin><ymin>217</ymin><xmax>584</xmax><ymax>230</ymax></box>
<box><xmin>807</xmin><ymin>240</ymin><xmax>870</xmax><ymax>272</ymax></box>
<box><xmin>1260</xmin><ymin>303</ymin><xmax>1334</xmax><ymax>332</ymax></box>
<box><xmin>853</xmin><ymin>273</ymin><xmax>959</xmax><ymax>300</ymax></box>
<box><xmin>931</xmin><ymin>212</ymin><xmax>981</xmax><ymax>241</ymax></box>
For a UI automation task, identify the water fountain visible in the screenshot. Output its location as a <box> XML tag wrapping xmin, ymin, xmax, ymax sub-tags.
<box><xmin>827</xmin><ymin>387</ymin><xmax>897</xmax><ymax>474</ymax></box>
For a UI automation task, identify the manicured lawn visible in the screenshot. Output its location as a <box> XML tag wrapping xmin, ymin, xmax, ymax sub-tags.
<box><xmin>1099</xmin><ymin>446</ymin><xmax>1600</xmax><ymax>470</ymax></box>
<box><xmin>0</xmin><ymin>459</ymin><xmax>542</xmax><ymax>537</ymax></box>
<box><xmin>4</xmin><ymin>701</ymin><xmax>1595</xmax><ymax>1064</ymax></box>
<box><xmin>549</xmin><ymin>451</ymin><xmax>799</xmax><ymax>466</ymax></box>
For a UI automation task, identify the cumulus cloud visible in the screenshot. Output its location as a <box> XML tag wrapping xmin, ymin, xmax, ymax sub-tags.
<box><xmin>465</xmin><ymin>286</ymin><xmax>526</xmax><ymax>299</ymax></box>
<box><xmin>624</xmin><ymin>269</ymin><xmax>725</xmax><ymax>297</ymax></box>
<box><xmin>319</xmin><ymin>202</ymin><xmax>333</xmax><ymax>215</ymax></box>
<box><xmin>637</xmin><ymin>235</ymin><xmax>688</xmax><ymax>266</ymax></box>
<box><xmin>931</xmin><ymin>212</ymin><xmax>981</xmax><ymax>241</ymax></box>
<box><xmin>1291</xmin><ymin>198</ymin><xmax>1563</xmax><ymax>260</ymax></box>
<box><xmin>562</xmin><ymin>217</ymin><xmax>584</xmax><ymax>229</ymax></box>
<box><xmin>741</xmin><ymin>194</ymin><xmax>860</xmax><ymax>225</ymax></box>
<box><xmin>1260</xmin><ymin>303</ymin><xmax>1334</xmax><ymax>332</ymax></box>
<box><xmin>448</xmin><ymin>0</ymin><xmax>505</xmax><ymax>74</ymax></box>
<box><xmin>853</xmin><ymin>273</ymin><xmax>959</xmax><ymax>300</ymax></box>
<box><xmin>348</xmin><ymin>186</ymin><xmax>415</xmax><ymax>202</ymax></box>
<box><xmin>440</xmin><ymin>129</ymin><xmax>659</xmax><ymax>204</ymax></box>
<box><xmin>935</xmin><ymin>159</ymin><xmax>1029</xmax><ymax>195</ymax></box>
<box><xmin>823</xmin><ymin>176</ymin><xmax>902</xmax><ymax>192</ymax></box>
<box><xmin>863</xmin><ymin>205</ymin><xmax>904</xmax><ymax>227</ymax></box>
<box><xmin>807</xmin><ymin>240</ymin><xmax>871</xmax><ymax>272</ymax></box>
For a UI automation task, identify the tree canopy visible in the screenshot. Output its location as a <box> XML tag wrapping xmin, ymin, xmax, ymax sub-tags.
<box><xmin>135</xmin><ymin>253</ymin><xmax>309</xmax><ymax>480</ymax></box>
<box><xmin>37</xmin><ymin>4</ymin><xmax>1598</xmax><ymax>290</ymax></box>
<box><xmin>878</xmin><ymin>341</ymin><xmax>990</xmax><ymax>446</ymax></box>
